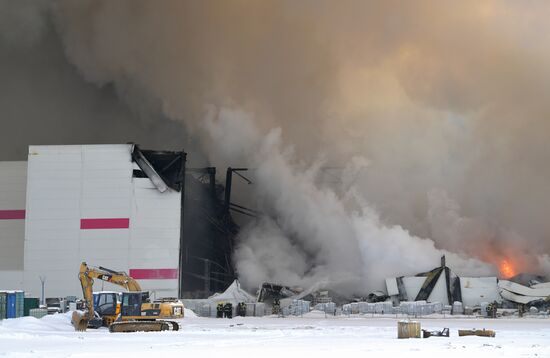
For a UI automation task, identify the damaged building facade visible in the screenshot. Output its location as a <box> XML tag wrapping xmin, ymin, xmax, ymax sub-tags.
<box><xmin>382</xmin><ymin>256</ymin><xmax>550</xmax><ymax>313</ymax></box>
<box><xmin>251</xmin><ymin>256</ymin><xmax>549</xmax><ymax>317</ymax></box>
<box><xmin>384</xmin><ymin>257</ymin><xmax>501</xmax><ymax>308</ymax></box>
<box><xmin>0</xmin><ymin>144</ymin><xmax>238</xmax><ymax>299</ymax></box>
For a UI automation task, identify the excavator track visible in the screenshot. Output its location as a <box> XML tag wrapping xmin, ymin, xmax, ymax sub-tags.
<box><xmin>109</xmin><ymin>320</ymin><xmax>179</xmax><ymax>333</ymax></box>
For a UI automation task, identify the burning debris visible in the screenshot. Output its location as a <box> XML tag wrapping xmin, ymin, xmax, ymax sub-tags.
<box><xmin>257</xmin><ymin>283</ymin><xmax>302</xmax><ymax>307</ymax></box>
<box><xmin>180</xmin><ymin>253</ymin><xmax>550</xmax><ymax>319</ymax></box>
<box><xmin>249</xmin><ymin>256</ymin><xmax>550</xmax><ymax>317</ymax></box>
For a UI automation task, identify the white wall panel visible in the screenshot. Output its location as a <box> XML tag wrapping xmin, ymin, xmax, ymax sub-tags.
<box><xmin>402</xmin><ymin>277</ymin><xmax>425</xmax><ymax>300</ymax></box>
<box><xmin>427</xmin><ymin>274</ymin><xmax>448</xmax><ymax>304</ymax></box>
<box><xmin>460</xmin><ymin>277</ymin><xmax>500</xmax><ymax>307</ymax></box>
<box><xmin>140</xmin><ymin>280</ymin><xmax>179</xmax><ymax>299</ymax></box>
<box><xmin>79</xmin><ymin>231</ymin><xmax>130</xmax><ymax>246</ymax></box>
<box><xmin>0</xmin><ymin>162</ymin><xmax>26</xmax><ymax>274</ymax></box>
<box><xmin>0</xmin><ymin>271</ymin><xmax>24</xmax><ymax>290</ymax></box>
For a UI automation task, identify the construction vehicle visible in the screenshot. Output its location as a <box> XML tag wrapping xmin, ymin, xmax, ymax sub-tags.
<box><xmin>71</xmin><ymin>262</ymin><xmax>184</xmax><ymax>332</ymax></box>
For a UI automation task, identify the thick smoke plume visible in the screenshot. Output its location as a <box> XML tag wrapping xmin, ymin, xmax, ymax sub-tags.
<box><xmin>2</xmin><ymin>0</ymin><xmax>550</xmax><ymax>292</ymax></box>
<box><xmin>0</xmin><ymin>0</ymin><xmax>195</xmax><ymax>161</ymax></box>
<box><xmin>206</xmin><ymin>110</ymin><xmax>493</xmax><ymax>293</ymax></box>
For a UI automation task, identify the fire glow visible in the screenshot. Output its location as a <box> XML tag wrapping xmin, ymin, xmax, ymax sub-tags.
<box><xmin>499</xmin><ymin>259</ymin><xmax>517</xmax><ymax>279</ymax></box>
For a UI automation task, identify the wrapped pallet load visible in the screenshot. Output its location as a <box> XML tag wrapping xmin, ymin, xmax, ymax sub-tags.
<box><xmin>398</xmin><ymin>321</ymin><xmax>421</xmax><ymax>338</ymax></box>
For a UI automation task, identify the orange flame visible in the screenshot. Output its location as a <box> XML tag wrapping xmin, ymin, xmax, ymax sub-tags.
<box><xmin>499</xmin><ymin>259</ymin><xmax>516</xmax><ymax>279</ymax></box>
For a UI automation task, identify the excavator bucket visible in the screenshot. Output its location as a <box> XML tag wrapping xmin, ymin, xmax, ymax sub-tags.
<box><xmin>71</xmin><ymin>310</ymin><xmax>89</xmax><ymax>331</ymax></box>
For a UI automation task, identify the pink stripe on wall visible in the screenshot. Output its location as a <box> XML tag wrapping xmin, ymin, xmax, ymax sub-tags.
<box><xmin>129</xmin><ymin>269</ymin><xmax>179</xmax><ymax>280</ymax></box>
<box><xmin>0</xmin><ymin>210</ymin><xmax>25</xmax><ymax>220</ymax></box>
<box><xmin>80</xmin><ymin>218</ymin><xmax>130</xmax><ymax>229</ymax></box>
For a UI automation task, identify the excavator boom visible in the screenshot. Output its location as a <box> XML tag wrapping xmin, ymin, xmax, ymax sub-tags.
<box><xmin>72</xmin><ymin>263</ymin><xmax>103</xmax><ymax>331</ymax></box>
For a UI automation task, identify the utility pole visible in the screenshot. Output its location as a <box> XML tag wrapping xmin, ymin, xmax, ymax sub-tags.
<box><xmin>39</xmin><ymin>276</ymin><xmax>46</xmax><ymax>306</ymax></box>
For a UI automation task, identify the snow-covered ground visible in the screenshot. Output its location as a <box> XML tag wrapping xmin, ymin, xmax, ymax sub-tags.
<box><xmin>1</xmin><ymin>310</ymin><xmax>549</xmax><ymax>357</ymax></box>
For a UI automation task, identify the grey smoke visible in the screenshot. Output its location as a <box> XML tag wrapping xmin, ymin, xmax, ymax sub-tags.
<box><xmin>0</xmin><ymin>0</ymin><xmax>197</xmax><ymax>162</ymax></box>
<box><xmin>2</xmin><ymin>1</ymin><xmax>550</xmax><ymax>293</ymax></box>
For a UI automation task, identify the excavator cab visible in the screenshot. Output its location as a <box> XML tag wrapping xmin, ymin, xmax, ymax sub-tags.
<box><xmin>94</xmin><ymin>292</ymin><xmax>118</xmax><ymax>316</ymax></box>
<box><xmin>120</xmin><ymin>292</ymin><xmax>143</xmax><ymax>317</ymax></box>
<box><xmin>120</xmin><ymin>292</ymin><xmax>162</xmax><ymax>318</ymax></box>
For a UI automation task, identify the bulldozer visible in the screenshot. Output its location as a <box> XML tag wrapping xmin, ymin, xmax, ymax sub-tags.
<box><xmin>71</xmin><ymin>262</ymin><xmax>184</xmax><ymax>332</ymax></box>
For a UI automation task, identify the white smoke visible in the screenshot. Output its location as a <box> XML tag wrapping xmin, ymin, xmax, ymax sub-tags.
<box><xmin>203</xmin><ymin>109</ymin><xmax>493</xmax><ymax>294</ymax></box>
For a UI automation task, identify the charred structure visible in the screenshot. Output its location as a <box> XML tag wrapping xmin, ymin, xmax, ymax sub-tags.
<box><xmin>180</xmin><ymin>167</ymin><xmax>240</xmax><ymax>298</ymax></box>
<box><xmin>128</xmin><ymin>145</ymin><xmax>241</xmax><ymax>298</ymax></box>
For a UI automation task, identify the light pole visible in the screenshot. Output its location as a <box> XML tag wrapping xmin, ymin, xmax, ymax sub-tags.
<box><xmin>39</xmin><ymin>276</ymin><xmax>46</xmax><ymax>306</ymax></box>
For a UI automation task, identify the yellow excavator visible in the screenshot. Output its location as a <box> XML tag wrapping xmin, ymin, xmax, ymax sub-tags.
<box><xmin>71</xmin><ymin>262</ymin><xmax>184</xmax><ymax>332</ymax></box>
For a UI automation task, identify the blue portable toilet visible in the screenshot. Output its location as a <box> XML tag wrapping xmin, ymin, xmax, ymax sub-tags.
<box><xmin>7</xmin><ymin>292</ymin><xmax>16</xmax><ymax>319</ymax></box>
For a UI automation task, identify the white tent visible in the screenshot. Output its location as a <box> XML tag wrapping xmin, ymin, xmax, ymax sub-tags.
<box><xmin>182</xmin><ymin>280</ymin><xmax>259</xmax><ymax>317</ymax></box>
<box><xmin>208</xmin><ymin>280</ymin><xmax>256</xmax><ymax>304</ymax></box>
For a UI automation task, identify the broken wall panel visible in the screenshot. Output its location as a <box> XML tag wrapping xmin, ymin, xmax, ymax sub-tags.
<box><xmin>401</xmin><ymin>277</ymin><xmax>425</xmax><ymax>301</ymax></box>
<box><xmin>498</xmin><ymin>280</ymin><xmax>550</xmax><ymax>298</ymax></box>
<box><xmin>460</xmin><ymin>277</ymin><xmax>500</xmax><ymax>307</ymax></box>
<box><xmin>385</xmin><ymin>278</ymin><xmax>399</xmax><ymax>296</ymax></box>
<box><xmin>426</xmin><ymin>272</ymin><xmax>448</xmax><ymax>304</ymax></box>
<box><xmin>398</xmin><ymin>275</ymin><xmax>448</xmax><ymax>304</ymax></box>
<box><xmin>499</xmin><ymin>288</ymin><xmax>547</xmax><ymax>305</ymax></box>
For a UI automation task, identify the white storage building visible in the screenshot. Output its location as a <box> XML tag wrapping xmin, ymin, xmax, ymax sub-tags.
<box><xmin>20</xmin><ymin>144</ymin><xmax>184</xmax><ymax>299</ymax></box>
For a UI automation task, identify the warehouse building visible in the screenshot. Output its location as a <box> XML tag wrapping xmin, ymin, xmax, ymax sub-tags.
<box><xmin>0</xmin><ymin>144</ymin><xmax>238</xmax><ymax>300</ymax></box>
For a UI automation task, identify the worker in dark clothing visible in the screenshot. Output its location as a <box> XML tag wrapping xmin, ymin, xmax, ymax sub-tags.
<box><xmin>237</xmin><ymin>302</ymin><xmax>246</xmax><ymax>317</ymax></box>
<box><xmin>272</xmin><ymin>299</ymin><xmax>280</xmax><ymax>315</ymax></box>
<box><xmin>223</xmin><ymin>302</ymin><xmax>233</xmax><ymax>318</ymax></box>
<box><xmin>216</xmin><ymin>302</ymin><xmax>224</xmax><ymax>318</ymax></box>
<box><xmin>487</xmin><ymin>301</ymin><xmax>498</xmax><ymax>318</ymax></box>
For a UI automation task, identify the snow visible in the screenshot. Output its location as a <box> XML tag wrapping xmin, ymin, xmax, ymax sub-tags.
<box><xmin>1</xmin><ymin>312</ymin><xmax>549</xmax><ymax>357</ymax></box>
<box><xmin>183</xmin><ymin>308</ymin><xmax>197</xmax><ymax>318</ymax></box>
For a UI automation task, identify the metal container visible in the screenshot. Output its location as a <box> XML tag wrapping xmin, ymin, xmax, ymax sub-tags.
<box><xmin>24</xmin><ymin>298</ymin><xmax>40</xmax><ymax>316</ymax></box>
<box><xmin>0</xmin><ymin>292</ymin><xmax>6</xmax><ymax>320</ymax></box>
